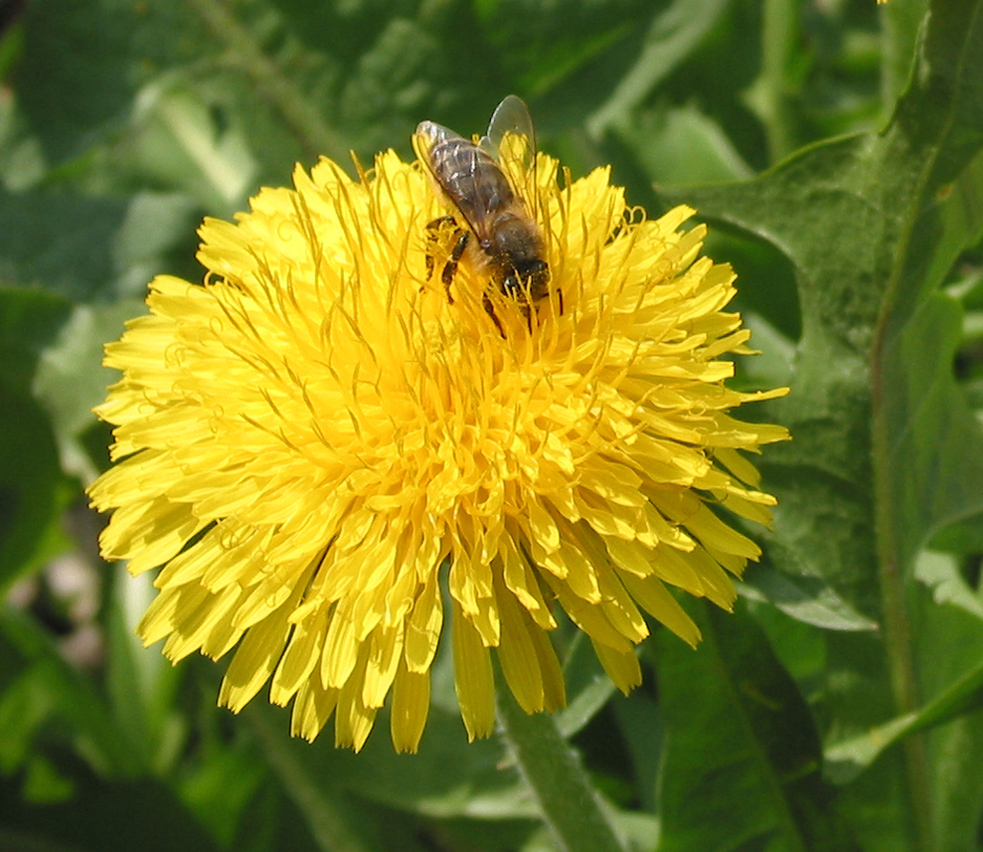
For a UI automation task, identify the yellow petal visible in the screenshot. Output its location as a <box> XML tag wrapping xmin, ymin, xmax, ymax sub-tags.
<box><xmin>390</xmin><ymin>661</ymin><xmax>431</xmax><ymax>754</ymax></box>
<box><xmin>452</xmin><ymin>601</ymin><xmax>496</xmax><ymax>741</ymax></box>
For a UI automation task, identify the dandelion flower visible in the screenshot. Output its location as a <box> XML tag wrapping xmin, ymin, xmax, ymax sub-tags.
<box><xmin>88</xmin><ymin>127</ymin><xmax>789</xmax><ymax>753</ymax></box>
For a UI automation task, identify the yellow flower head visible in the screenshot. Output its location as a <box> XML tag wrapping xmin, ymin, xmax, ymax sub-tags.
<box><xmin>88</xmin><ymin>125</ymin><xmax>788</xmax><ymax>753</ymax></box>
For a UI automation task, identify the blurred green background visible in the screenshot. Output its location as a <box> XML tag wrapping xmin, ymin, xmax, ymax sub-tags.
<box><xmin>4</xmin><ymin>0</ymin><xmax>983</xmax><ymax>850</ymax></box>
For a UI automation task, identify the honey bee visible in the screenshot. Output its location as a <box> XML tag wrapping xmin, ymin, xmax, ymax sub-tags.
<box><xmin>414</xmin><ymin>95</ymin><xmax>558</xmax><ymax>333</ymax></box>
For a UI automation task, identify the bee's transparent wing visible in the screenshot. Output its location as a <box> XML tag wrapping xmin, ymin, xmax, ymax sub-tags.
<box><xmin>413</xmin><ymin>120</ymin><xmax>452</xmax><ymax>178</ymax></box>
<box><xmin>481</xmin><ymin>95</ymin><xmax>537</xmax><ymax>205</ymax></box>
<box><xmin>414</xmin><ymin>118</ymin><xmax>497</xmax><ymax>238</ymax></box>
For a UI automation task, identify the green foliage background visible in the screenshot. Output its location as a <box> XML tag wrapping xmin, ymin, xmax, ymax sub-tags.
<box><xmin>2</xmin><ymin>0</ymin><xmax>983</xmax><ymax>850</ymax></box>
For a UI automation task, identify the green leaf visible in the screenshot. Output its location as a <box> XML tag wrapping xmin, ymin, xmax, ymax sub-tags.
<box><xmin>246</xmin><ymin>702</ymin><xmax>426</xmax><ymax>852</ymax></box>
<box><xmin>108</xmin><ymin>192</ymin><xmax>202</xmax><ymax>298</ymax></box>
<box><xmin>658</xmin><ymin>0</ymin><xmax>983</xmax><ymax>677</ymax></box>
<box><xmin>0</xmin><ymin>80</ymin><xmax>46</xmax><ymax>190</ymax></box>
<box><xmin>826</xmin><ymin>548</ymin><xmax>983</xmax><ymax>852</ymax></box>
<box><xmin>915</xmin><ymin>550</ymin><xmax>983</xmax><ymax>620</ymax></box>
<box><xmin>613</xmin><ymin>105</ymin><xmax>755</xmax><ymax>187</ymax></box>
<box><xmin>125</xmin><ymin>82</ymin><xmax>259</xmax><ymax>215</ymax></box>
<box><xmin>655</xmin><ymin>601</ymin><xmax>859</xmax><ymax>852</ymax></box>
<box><xmin>610</xmin><ymin>689</ymin><xmax>663</xmax><ymax>814</ymax></box>
<box><xmin>740</xmin><ymin>562</ymin><xmax>879</xmax><ymax>632</ymax></box>
<box><xmin>0</xmin><ymin>288</ymin><xmax>74</xmax><ymax>589</ymax></box>
<box><xmin>874</xmin><ymin>149</ymin><xmax>983</xmax><ymax>569</ymax></box>
<box><xmin>0</xmin><ymin>606</ymin><xmax>144</xmax><ymax>778</ymax></box>
<box><xmin>177</xmin><ymin>738</ymin><xmax>267</xmax><ymax>848</ymax></box>
<box><xmin>0</xmin><ymin>772</ymin><xmax>225</xmax><ymax>852</ymax></box>
<box><xmin>912</xmin><ymin>552</ymin><xmax>983</xmax><ymax>852</ymax></box>
<box><xmin>259</xmin><ymin>699</ymin><xmax>532</xmax><ymax>818</ymax></box>
<box><xmin>33</xmin><ymin>300</ymin><xmax>146</xmax><ymax>481</ymax></box>
<box><xmin>880</xmin><ymin>288</ymin><xmax>983</xmax><ymax>569</ymax></box>
<box><xmin>825</xmin><ymin>636</ymin><xmax>983</xmax><ymax>787</ymax></box>
<box><xmin>586</xmin><ymin>0</ymin><xmax>733</xmax><ymax>138</ymax></box>
<box><xmin>18</xmin><ymin>0</ymin><xmax>136</xmax><ymax>163</ymax></box>
<box><xmin>0</xmin><ymin>393</ymin><xmax>67</xmax><ymax>585</ymax></box>
<box><xmin>103</xmin><ymin>568</ymin><xmax>185</xmax><ymax>776</ymax></box>
<box><xmin>556</xmin><ymin>631</ymin><xmax>618</xmax><ymax>739</ymax></box>
<box><xmin>0</xmin><ymin>189</ymin><xmax>128</xmax><ymax>301</ymax></box>
<box><xmin>657</xmin><ymin>0</ymin><xmax>983</xmax><ymax>847</ymax></box>
<box><xmin>17</xmin><ymin>0</ymin><xmax>213</xmax><ymax>164</ymax></box>
<box><xmin>476</xmin><ymin>0</ymin><xmax>653</xmax><ymax>99</ymax></box>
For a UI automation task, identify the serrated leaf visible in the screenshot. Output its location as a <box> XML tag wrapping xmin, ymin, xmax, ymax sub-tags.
<box><xmin>658</xmin><ymin>0</ymin><xmax>983</xmax><ymax>667</ymax></box>
<box><xmin>656</xmin><ymin>0</ymin><xmax>983</xmax><ymax>845</ymax></box>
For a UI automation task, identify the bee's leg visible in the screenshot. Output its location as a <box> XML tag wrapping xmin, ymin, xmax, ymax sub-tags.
<box><xmin>424</xmin><ymin>216</ymin><xmax>455</xmax><ymax>281</ymax></box>
<box><xmin>424</xmin><ymin>216</ymin><xmax>467</xmax><ymax>304</ymax></box>
<box><xmin>482</xmin><ymin>292</ymin><xmax>506</xmax><ymax>337</ymax></box>
<box><xmin>556</xmin><ymin>287</ymin><xmax>564</xmax><ymax>315</ymax></box>
<box><xmin>442</xmin><ymin>229</ymin><xmax>469</xmax><ymax>303</ymax></box>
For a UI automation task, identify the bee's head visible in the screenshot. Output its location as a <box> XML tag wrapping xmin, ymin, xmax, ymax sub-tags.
<box><xmin>503</xmin><ymin>259</ymin><xmax>550</xmax><ymax>299</ymax></box>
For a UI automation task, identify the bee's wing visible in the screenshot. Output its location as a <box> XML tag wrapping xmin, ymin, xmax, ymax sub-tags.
<box><xmin>414</xmin><ymin>119</ymin><xmax>501</xmax><ymax>239</ymax></box>
<box><xmin>480</xmin><ymin>95</ymin><xmax>537</xmax><ymax>204</ymax></box>
<box><xmin>412</xmin><ymin>120</ymin><xmax>452</xmax><ymax>174</ymax></box>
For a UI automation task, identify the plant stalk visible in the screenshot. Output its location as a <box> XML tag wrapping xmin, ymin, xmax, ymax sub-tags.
<box><xmin>496</xmin><ymin>690</ymin><xmax>627</xmax><ymax>852</ymax></box>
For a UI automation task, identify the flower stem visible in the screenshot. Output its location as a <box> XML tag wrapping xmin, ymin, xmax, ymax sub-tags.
<box><xmin>745</xmin><ymin>0</ymin><xmax>799</xmax><ymax>163</ymax></box>
<box><xmin>871</xmin><ymin>266</ymin><xmax>934</xmax><ymax>852</ymax></box>
<box><xmin>496</xmin><ymin>691</ymin><xmax>627</xmax><ymax>852</ymax></box>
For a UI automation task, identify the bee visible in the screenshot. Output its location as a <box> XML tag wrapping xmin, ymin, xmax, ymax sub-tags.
<box><xmin>414</xmin><ymin>95</ymin><xmax>558</xmax><ymax>333</ymax></box>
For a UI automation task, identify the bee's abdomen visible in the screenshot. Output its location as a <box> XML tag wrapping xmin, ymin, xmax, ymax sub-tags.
<box><xmin>489</xmin><ymin>212</ymin><xmax>542</xmax><ymax>265</ymax></box>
